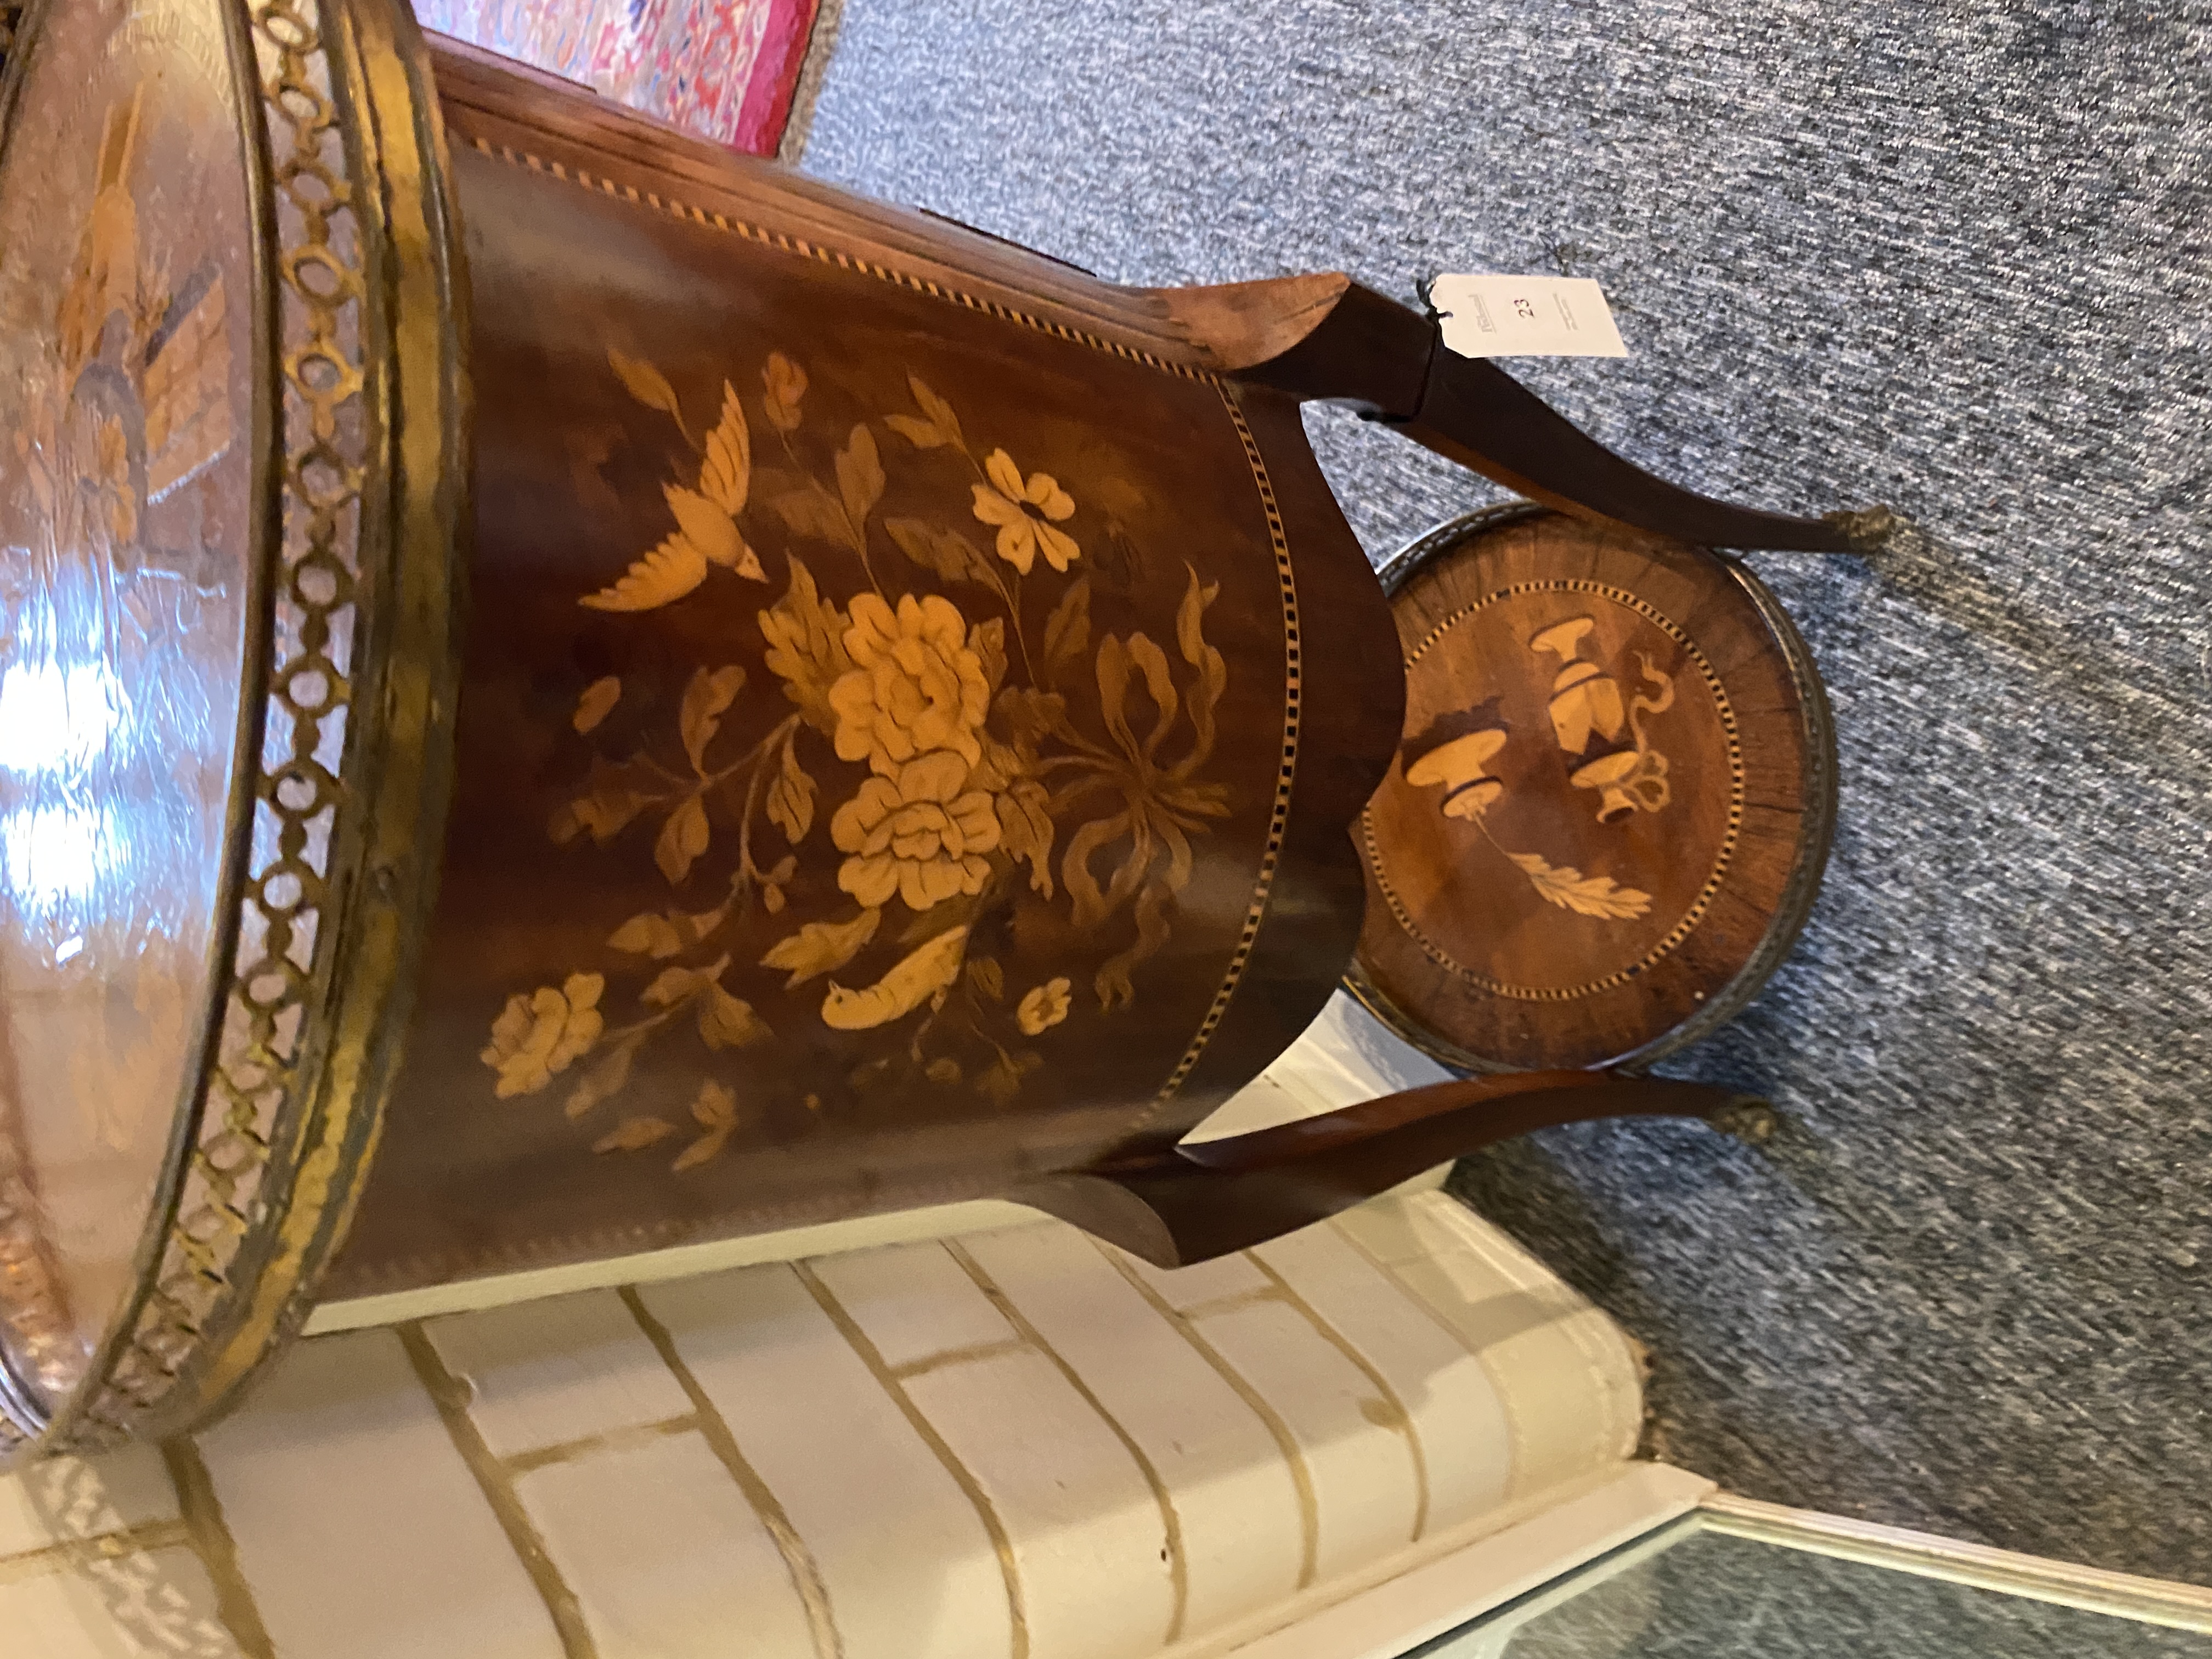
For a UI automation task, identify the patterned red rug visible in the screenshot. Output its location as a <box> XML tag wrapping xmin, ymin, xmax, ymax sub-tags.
<box><xmin>416</xmin><ymin>0</ymin><xmax>826</xmax><ymax>155</ymax></box>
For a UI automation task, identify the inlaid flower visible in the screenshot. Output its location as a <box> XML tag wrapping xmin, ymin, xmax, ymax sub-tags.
<box><xmin>482</xmin><ymin>973</ymin><xmax>605</xmax><ymax>1099</ymax></box>
<box><xmin>971</xmin><ymin>449</ymin><xmax>1079</xmax><ymax>575</ymax></box>
<box><xmin>829</xmin><ymin>592</ymin><xmax>991</xmax><ymax>776</ymax></box>
<box><xmin>1017</xmin><ymin>977</ymin><xmax>1072</xmax><ymax>1036</ymax></box>
<box><xmin>832</xmin><ymin>751</ymin><xmax>1002</xmax><ymax>912</ymax></box>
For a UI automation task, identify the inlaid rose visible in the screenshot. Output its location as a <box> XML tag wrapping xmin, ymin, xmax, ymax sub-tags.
<box><xmin>831</xmin><ymin>750</ymin><xmax>1003</xmax><ymax>911</ymax></box>
<box><xmin>481</xmin><ymin>973</ymin><xmax>605</xmax><ymax>1099</ymax></box>
<box><xmin>828</xmin><ymin>591</ymin><xmax>991</xmax><ymax>776</ymax></box>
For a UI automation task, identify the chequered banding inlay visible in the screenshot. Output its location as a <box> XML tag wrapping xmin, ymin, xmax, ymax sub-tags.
<box><xmin>1140</xmin><ymin>387</ymin><xmax>1301</xmax><ymax>1116</ymax></box>
<box><xmin>464</xmin><ymin>134</ymin><xmax>1212</xmax><ymax>381</ymax></box>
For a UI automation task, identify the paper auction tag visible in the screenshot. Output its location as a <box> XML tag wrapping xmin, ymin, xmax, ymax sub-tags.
<box><xmin>1428</xmin><ymin>274</ymin><xmax>1628</xmax><ymax>358</ymax></box>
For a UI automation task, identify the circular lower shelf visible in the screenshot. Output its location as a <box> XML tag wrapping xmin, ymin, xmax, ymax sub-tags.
<box><xmin>1347</xmin><ymin>504</ymin><xmax>1835</xmax><ymax>1073</ymax></box>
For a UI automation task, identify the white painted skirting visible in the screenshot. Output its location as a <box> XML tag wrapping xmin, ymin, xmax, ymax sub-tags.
<box><xmin>1201</xmin><ymin>1463</ymin><xmax>1714</xmax><ymax>1659</ymax></box>
<box><xmin>2</xmin><ymin>1183</ymin><xmax>1641</xmax><ymax>1659</ymax></box>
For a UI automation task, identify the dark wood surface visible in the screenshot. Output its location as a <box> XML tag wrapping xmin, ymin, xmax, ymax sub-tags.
<box><xmin>432</xmin><ymin>35</ymin><xmax>1871</xmax><ymax>556</ymax></box>
<box><xmin>324</xmin><ymin>48</ymin><xmax>1402</xmax><ymax>1296</ymax></box>
<box><xmin>1165</xmin><ymin>276</ymin><xmax>1867</xmax><ymax>554</ymax></box>
<box><xmin>0</xmin><ymin>3</ymin><xmax>1868</xmax><ymax>1446</ymax></box>
<box><xmin>1011</xmin><ymin>1071</ymin><xmax>1767</xmax><ymax>1266</ymax></box>
<box><xmin>1351</xmin><ymin>507</ymin><xmax>1836</xmax><ymax>1073</ymax></box>
<box><xmin>321</xmin><ymin>38</ymin><xmax>1857</xmax><ymax>1299</ymax></box>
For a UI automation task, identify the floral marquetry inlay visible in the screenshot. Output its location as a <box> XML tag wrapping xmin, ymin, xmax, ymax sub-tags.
<box><xmin>485</xmin><ymin>349</ymin><xmax>1238</xmax><ymax>1170</ymax></box>
<box><xmin>1353</xmin><ymin>505</ymin><xmax>1834</xmax><ymax>1077</ymax></box>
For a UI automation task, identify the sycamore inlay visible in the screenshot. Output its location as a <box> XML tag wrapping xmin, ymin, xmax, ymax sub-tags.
<box><xmin>1402</xmin><ymin>611</ymin><xmax>1680</xmax><ymax>923</ymax></box>
<box><xmin>482</xmin><ymin>349</ymin><xmax>1233</xmax><ymax>1171</ymax></box>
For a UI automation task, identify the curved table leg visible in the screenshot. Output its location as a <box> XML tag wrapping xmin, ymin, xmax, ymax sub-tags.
<box><xmin>1387</xmin><ymin>349</ymin><xmax>1887</xmax><ymax>554</ymax></box>
<box><xmin>1172</xmin><ymin>276</ymin><xmax>1886</xmax><ymax>554</ymax></box>
<box><xmin>1009</xmin><ymin>1071</ymin><xmax>1764</xmax><ymax>1267</ymax></box>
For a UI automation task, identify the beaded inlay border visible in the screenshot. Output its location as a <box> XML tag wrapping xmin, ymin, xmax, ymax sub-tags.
<box><xmin>462</xmin><ymin>127</ymin><xmax>1304</xmax><ymax>1119</ymax></box>
<box><xmin>462</xmin><ymin>132</ymin><xmax>1211</xmax><ymax>381</ymax></box>
<box><xmin>1363</xmin><ymin>578</ymin><xmax>1743</xmax><ymax>1003</ymax></box>
<box><xmin>1143</xmin><ymin>386</ymin><xmax>1301</xmax><ymax>1114</ymax></box>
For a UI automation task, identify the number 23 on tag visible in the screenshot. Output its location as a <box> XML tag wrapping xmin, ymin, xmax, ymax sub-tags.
<box><xmin>1427</xmin><ymin>274</ymin><xmax>1628</xmax><ymax>359</ymax></box>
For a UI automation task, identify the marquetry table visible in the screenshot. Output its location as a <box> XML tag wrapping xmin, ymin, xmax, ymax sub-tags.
<box><xmin>0</xmin><ymin>0</ymin><xmax>1869</xmax><ymax>1457</ymax></box>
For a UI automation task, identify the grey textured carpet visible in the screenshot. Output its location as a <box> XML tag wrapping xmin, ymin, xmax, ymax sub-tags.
<box><xmin>798</xmin><ymin>0</ymin><xmax>2212</xmax><ymax>1583</ymax></box>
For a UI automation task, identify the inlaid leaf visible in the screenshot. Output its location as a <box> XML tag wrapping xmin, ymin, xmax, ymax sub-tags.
<box><xmin>773</xmin><ymin>483</ymin><xmax>861</xmax><ymax>554</ymax></box>
<box><xmin>680</xmin><ymin>664</ymin><xmax>747</xmax><ymax>774</ymax></box>
<box><xmin>608</xmin><ymin>911</ymin><xmax>685</xmax><ymax>958</ymax></box>
<box><xmin>573</xmin><ymin>676</ymin><xmax>622</xmax><ymax>733</ymax></box>
<box><xmin>692</xmin><ymin>1079</ymin><xmax>739</xmax><ymax>1131</ymax></box>
<box><xmin>996</xmin><ymin>778</ymin><xmax>1056</xmax><ymax>898</ymax></box>
<box><xmin>994</xmin><ymin>687</ymin><xmax>1076</xmax><ymax>756</ymax></box>
<box><xmin>760</xmin><ymin>557</ymin><xmax>853</xmax><ymax>733</ymax></box>
<box><xmin>675</xmin><ymin>902</ymin><xmax>731</xmax><ymax>953</ymax></box>
<box><xmin>911</xmin><ymin>375</ymin><xmax>964</xmax><ymax>450</ymax></box>
<box><xmin>884</xmin><ymin>517</ymin><xmax>995</xmax><ymax>586</ymax></box>
<box><xmin>674</xmin><ymin>1080</ymin><xmax>738</xmax><ymax>1172</ymax></box>
<box><xmin>655</xmin><ymin>794</ymin><xmax>711</xmax><ymax>884</ymax></box>
<box><xmin>673</xmin><ymin>1133</ymin><xmax>730</xmax><ymax>1173</ymax></box>
<box><xmin>642</xmin><ymin>955</ymin><xmax>729</xmax><ymax>1008</ymax></box>
<box><xmin>554</xmin><ymin>754</ymin><xmax>674</xmax><ymax>846</ymax></box>
<box><xmin>884</xmin><ymin>373</ymin><xmax>966</xmax><ymax>450</ymax></box>
<box><xmin>965</xmin><ymin>956</ymin><xmax>1005</xmax><ymax>1002</ymax></box>
<box><xmin>925</xmin><ymin>1057</ymin><xmax>962</xmax><ymax>1084</ymax></box>
<box><xmin>1508</xmin><ymin>853</ymin><xmax>1652</xmax><ymax>920</ymax></box>
<box><xmin>608</xmin><ymin>348</ymin><xmax>686</xmax><ymax>437</ymax></box>
<box><xmin>763</xmin><ymin>352</ymin><xmax>808</xmax><ymax>433</ymax></box>
<box><xmin>1041</xmin><ymin>579</ymin><xmax>1091</xmax><ymax>683</ymax></box>
<box><xmin>970</xmin><ymin>617</ymin><xmax>1007</xmax><ymax>696</ymax></box>
<box><xmin>760</xmin><ymin>907</ymin><xmax>881</xmax><ymax>989</ymax></box>
<box><xmin>563</xmin><ymin>1040</ymin><xmax>635</xmax><ymax>1120</ymax></box>
<box><xmin>968</xmin><ymin>738</ymin><xmax>1016</xmax><ymax>795</ymax></box>
<box><xmin>642</xmin><ymin>966</ymin><xmax>699</xmax><ymax>1007</ymax></box>
<box><xmin>766</xmin><ymin>731</ymin><xmax>816</xmax><ymax>844</ymax></box>
<box><xmin>885</xmin><ymin>414</ymin><xmax>946</xmax><ymax>449</ymax></box>
<box><xmin>836</xmin><ymin>423</ymin><xmax>884</xmax><ymax>534</ymax></box>
<box><xmin>594</xmin><ymin>1116</ymin><xmax>676</xmax><ymax>1154</ymax></box>
<box><xmin>976</xmin><ymin>1048</ymin><xmax>1042</xmax><ymax>1105</ymax></box>
<box><xmin>698</xmin><ymin>983</ymin><xmax>771</xmax><ymax>1051</ymax></box>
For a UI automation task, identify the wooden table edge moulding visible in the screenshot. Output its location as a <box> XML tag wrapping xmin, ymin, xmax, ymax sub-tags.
<box><xmin>0</xmin><ymin>0</ymin><xmax>1884</xmax><ymax>1459</ymax></box>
